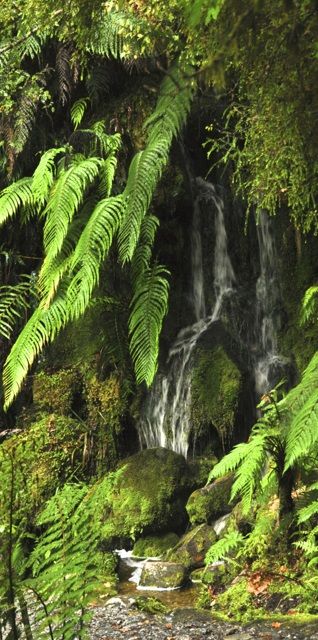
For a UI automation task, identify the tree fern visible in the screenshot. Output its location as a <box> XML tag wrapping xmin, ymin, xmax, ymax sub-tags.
<box><xmin>129</xmin><ymin>265</ymin><xmax>169</xmax><ymax>386</ymax></box>
<box><xmin>1</xmin><ymin>61</ymin><xmax>195</xmax><ymax>406</ymax></box>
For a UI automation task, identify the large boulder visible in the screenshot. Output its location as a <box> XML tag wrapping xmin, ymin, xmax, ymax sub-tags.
<box><xmin>186</xmin><ymin>475</ymin><xmax>233</xmax><ymax>526</ymax></box>
<box><xmin>139</xmin><ymin>561</ymin><xmax>187</xmax><ymax>589</ymax></box>
<box><xmin>132</xmin><ymin>533</ymin><xmax>179</xmax><ymax>558</ymax></box>
<box><xmin>166</xmin><ymin>524</ymin><xmax>217</xmax><ymax>569</ymax></box>
<box><xmin>100</xmin><ymin>448</ymin><xmax>194</xmax><ymax>546</ymax></box>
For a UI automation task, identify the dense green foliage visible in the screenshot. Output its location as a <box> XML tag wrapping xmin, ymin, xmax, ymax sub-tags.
<box><xmin>1</xmin><ymin>0</ymin><xmax>318</xmax><ymax>634</ymax></box>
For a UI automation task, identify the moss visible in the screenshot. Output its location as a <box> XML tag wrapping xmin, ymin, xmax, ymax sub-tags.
<box><xmin>167</xmin><ymin>524</ymin><xmax>217</xmax><ymax>569</ymax></box>
<box><xmin>33</xmin><ymin>368</ymin><xmax>80</xmax><ymax>416</ymax></box>
<box><xmin>97</xmin><ymin>448</ymin><xmax>193</xmax><ymax>544</ymax></box>
<box><xmin>135</xmin><ymin>596</ymin><xmax>167</xmax><ymax>615</ymax></box>
<box><xmin>191</xmin><ymin>347</ymin><xmax>241</xmax><ymax>444</ymax></box>
<box><xmin>83</xmin><ymin>371</ymin><xmax>128</xmax><ymax>473</ymax></box>
<box><xmin>213</xmin><ymin>578</ymin><xmax>263</xmax><ymax>622</ymax></box>
<box><xmin>0</xmin><ymin>414</ymin><xmax>86</xmax><ymax>524</ymax></box>
<box><xmin>132</xmin><ymin>533</ymin><xmax>179</xmax><ymax>558</ymax></box>
<box><xmin>188</xmin><ymin>456</ymin><xmax>218</xmax><ymax>488</ymax></box>
<box><xmin>186</xmin><ymin>475</ymin><xmax>233</xmax><ymax>526</ymax></box>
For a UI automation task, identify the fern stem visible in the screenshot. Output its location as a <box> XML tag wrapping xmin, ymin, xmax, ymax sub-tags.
<box><xmin>27</xmin><ymin>587</ymin><xmax>55</xmax><ymax>640</ymax></box>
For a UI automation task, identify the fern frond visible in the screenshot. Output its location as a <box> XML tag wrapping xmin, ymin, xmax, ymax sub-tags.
<box><xmin>129</xmin><ymin>265</ymin><xmax>169</xmax><ymax>386</ymax></box>
<box><xmin>0</xmin><ymin>178</ymin><xmax>33</xmax><ymax>226</ymax></box>
<box><xmin>205</xmin><ymin>531</ymin><xmax>244</xmax><ymax>565</ymax></box>
<box><xmin>0</xmin><ymin>275</ymin><xmax>34</xmax><ymax>340</ymax></box>
<box><xmin>31</xmin><ymin>147</ymin><xmax>66</xmax><ymax>205</ymax></box>
<box><xmin>285</xmin><ymin>391</ymin><xmax>318</xmax><ymax>469</ymax></box>
<box><xmin>231</xmin><ymin>434</ymin><xmax>268</xmax><ymax>513</ymax></box>
<box><xmin>70</xmin><ymin>98</ymin><xmax>89</xmax><ymax>129</ymax></box>
<box><xmin>131</xmin><ymin>214</ymin><xmax>159</xmax><ymax>281</ymax></box>
<box><xmin>301</xmin><ymin>285</ymin><xmax>318</xmax><ymax>325</ymax></box>
<box><xmin>56</xmin><ymin>43</ymin><xmax>73</xmax><ymax>105</ymax></box>
<box><xmin>297</xmin><ymin>498</ymin><xmax>318</xmax><ymax>524</ymax></box>
<box><xmin>42</xmin><ymin>157</ymin><xmax>102</xmax><ymax>262</ymax></box>
<box><xmin>68</xmin><ymin>195</ymin><xmax>123</xmax><ymax>319</ymax></box>
<box><xmin>208</xmin><ymin>442</ymin><xmax>251</xmax><ymax>483</ymax></box>
<box><xmin>118</xmin><ymin>63</ymin><xmax>195</xmax><ymax>263</ymax></box>
<box><xmin>86</xmin><ymin>11</ymin><xmax>126</xmax><ymax>59</ymax></box>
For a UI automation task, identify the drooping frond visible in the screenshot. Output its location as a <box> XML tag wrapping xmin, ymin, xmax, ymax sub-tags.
<box><xmin>0</xmin><ymin>276</ymin><xmax>34</xmax><ymax>340</ymax></box>
<box><xmin>31</xmin><ymin>147</ymin><xmax>66</xmax><ymax>205</ymax></box>
<box><xmin>85</xmin><ymin>11</ymin><xmax>126</xmax><ymax>59</ymax></box>
<box><xmin>230</xmin><ymin>433</ymin><xmax>268</xmax><ymax>513</ymax></box>
<box><xmin>0</xmin><ymin>178</ymin><xmax>33</xmax><ymax>226</ymax></box>
<box><xmin>56</xmin><ymin>43</ymin><xmax>73</xmax><ymax>105</ymax></box>
<box><xmin>42</xmin><ymin>157</ymin><xmax>102</xmax><ymax>262</ymax></box>
<box><xmin>70</xmin><ymin>98</ymin><xmax>89</xmax><ymax>130</ymax></box>
<box><xmin>131</xmin><ymin>214</ymin><xmax>159</xmax><ymax>281</ymax></box>
<box><xmin>129</xmin><ymin>265</ymin><xmax>169</xmax><ymax>386</ymax></box>
<box><xmin>301</xmin><ymin>285</ymin><xmax>318</xmax><ymax>325</ymax></box>
<box><xmin>68</xmin><ymin>195</ymin><xmax>123</xmax><ymax>319</ymax></box>
<box><xmin>118</xmin><ymin>64</ymin><xmax>195</xmax><ymax>263</ymax></box>
<box><xmin>285</xmin><ymin>390</ymin><xmax>318</xmax><ymax>469</ymax></box>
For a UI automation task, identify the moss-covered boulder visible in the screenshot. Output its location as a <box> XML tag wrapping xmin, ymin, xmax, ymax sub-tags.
<box><xmin>188</xmin><ymin>456</ymin><xmax>218</xmax><ymax>488</ymax></box>
<box><xmin>139</xmin><ymin>561</ymin><xmax>188</xmax><ymax>589</ymax></box>
<box><xmin>132</xmin><ymin>533</ymin><xmax>179</xmax><ymax>558</ymax></box>
<box><xmin>186</xmin><ymin>475</ymin><xmax>233</xmax><ymax>526</ymax></box>
<box><xmin>99</xmin><ymin>448</ymin><xmax>194</xmax><ymax>545</ymax></box>
<box><xmin>191</xmin><ymin>347</ymin><xmax>241</xmax><ymax>443</ymax></box>
<box><xmin>166</xmin><ymin>524</ymin><xmax>217</xmax><ymax>569</ymax></box>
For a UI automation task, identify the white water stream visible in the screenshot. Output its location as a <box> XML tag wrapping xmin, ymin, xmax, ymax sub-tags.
<box><xmin>138</xmin><ymin>180</ymin><xmax>235</xmax><ymax>458</ymax></box>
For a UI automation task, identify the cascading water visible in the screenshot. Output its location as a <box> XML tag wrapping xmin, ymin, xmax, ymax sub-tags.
<box><xmin>138</xmin><ymin>179</ymin><xmax>235</xmax><ymax>458</ymax></box>
<box><xmin>253</xmin><ymin>211</ymin><xmax>283</xmax><ymax>396</ymax></box>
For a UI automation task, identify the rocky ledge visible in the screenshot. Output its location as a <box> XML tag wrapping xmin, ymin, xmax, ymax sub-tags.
<box><xmin>89</xmin><ymin>597</ymin><xmax>318</xmax><ymax>640</ymax></box>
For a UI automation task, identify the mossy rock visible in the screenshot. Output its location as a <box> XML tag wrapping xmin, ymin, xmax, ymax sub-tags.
<box><xmin>99</xmin><ymin>448</ymin><xmax>193</xmax><ymax>545</ymax></box>
<box><xmin>139</xmin><ymin>561</ymin><xmax>188</xmax><ymax>589</ymax></box>
<box><xmin>191</xmin><ymin>562</ymin><xmax>227</xmax><ymax>587</ymax></box>
<box><xmin>186</xmin><ymin>475</ymin><xmax>234</xmax><ymax>526</ymax></box>
<box><xmin>191</xmin><ymin>347</ymin><xmax>241</xmax><ymax>442</ymax></box>
<box><xmin>0</xmin><ymin>414</ymin><xmax>86</xmax><ymax>524</ymax></box>
<box><xmin>166</xmin><ymin>524</ymin><xmax>217</xmax><ymax>569</ymax></box>
<box><xmin>132</xmin><ymin>533</ymin><xmax>179</xmax><ymax>558</ymax></box>
<box><xmin>33</xmin><ymin>369</ymin><xmax>80</xmax><ymax>415</ymax></box>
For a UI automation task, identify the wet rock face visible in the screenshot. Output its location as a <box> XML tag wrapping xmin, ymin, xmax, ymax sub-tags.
<box><xmin>166</xmin><ymin>524</ymin><xmax>217</xmax><ymax>569</ymax></box>
<box><xmin>186</xmin><ymin>475</ymin><xmax>234</xmax><ymax>526</ymax></box>
<box><xmin>139</xmin><ymin>561</ymin><xmax>188</xmax><ymax>589</ymax></box>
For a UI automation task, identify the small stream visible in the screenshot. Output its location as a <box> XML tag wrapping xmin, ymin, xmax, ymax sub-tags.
<box><xmin>116</xmin><ymin>550</ymin><xmax>199</xmax><ymax>608</ymax></box>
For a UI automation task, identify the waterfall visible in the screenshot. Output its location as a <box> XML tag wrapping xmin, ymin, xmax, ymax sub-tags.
<box><xmin>254</xmin><ymin>211</ymin><xmax>283</xmax><ymax>396</ymax></box>
<box><xmin>138</xmin><ymin>180</ymin><xmax>235</xmax><ymax>458</ymax></box>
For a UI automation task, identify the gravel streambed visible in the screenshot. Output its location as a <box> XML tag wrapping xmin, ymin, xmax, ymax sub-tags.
<box><xmin>89</xmin><ymin>596</ymin><xmax>318</xmax><ymax>640</ymax></box>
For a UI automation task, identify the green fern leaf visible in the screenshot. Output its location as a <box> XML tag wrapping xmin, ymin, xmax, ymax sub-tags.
<box><xmin>0</xmin><ymin>178</ymin><xmax>33</xmax><ymax>226</ymax></box>
<box><xmin>31</xmin><ymin>147</ymin><xmax>66</xmax><ymax>205</ymax></box>
<box><xmin>205</xmin><ymin>530</ymin><xmax>244</xmax><ymax>565</ymax></box>
<box><xmin>285</xmin><ymin>391</ymin><xmax>318</xmax><ymax>469</ymax></box>
<box><xmin>42</xmin><ymin>157</ymin><xmax>102</xmax><ymax>262</ymax></box>
<box><xmin>0</xmin><ymin>275</ymin><xmax>34</xmax><ymax>340</ymax></box>
<box><xmin>71</xmin><ymin>98</ymin><xmax>89</xmax><ymax>129</ymax></box>
<box><xmin>129</xmin><ymin>265</ymin><xmax>169</xmax><ymax>386</ymax></box>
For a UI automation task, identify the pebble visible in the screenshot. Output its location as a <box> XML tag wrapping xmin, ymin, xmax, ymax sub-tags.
<box><xmin>88</xmin><ymin>597</ymin><xmax>318</xmax><ymax>640</ymax></box>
